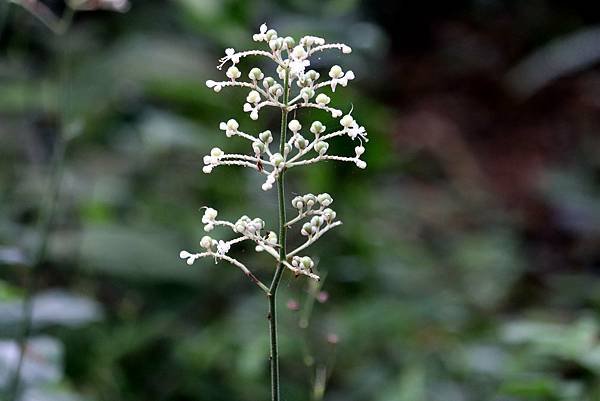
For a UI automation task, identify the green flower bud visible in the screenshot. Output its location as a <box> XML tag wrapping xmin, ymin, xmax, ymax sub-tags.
<box><xmin>284</xmin><ymin>36</ymin><xmax>295</xmax><ymax>49</ymax></box>
<box><xmin>252</xmin><ymin>141</ymin><xmax>265</xmax><ymax>154</ymax></box>
<box><xmin>317</xmin><ymin>193</ymin><xmax>333</xmax><ymax>207</ymax></box>
<box><xmin>291</xmin><ymin>196</ymin><xmax>304</xmax><ymax>209</ymax></box>
<box><xmin>265</xmin><ymin>29</ymin><xmax>278</xmax><ymax>41</ymax></box>
<box><xmin>310</xmin><ymin>121</ymin><xmax>325</xmax><ymax>135</ymax></box>
<box><xmin>263</xmin><ymin>77</ymin><xmax>276</xmax><ymax>88</ymax></box>
<box><xmin>249</xmin><ymin>67</ymin><xmax>264</xmax><ymax>81</ymax></box>
<box><xmin>314</xmin><ymin>141</ymin><xmax>329</xmax><ymax>155</ymax></box>
<box><xmin>301</xmin><ymin>87</ymin><xmax>315</xmax><ymax>100</ymax></box>
<box><xmin>259</xmin><ymin>130</ymin><xmax>272</xmax><ymax>143</ymax></box>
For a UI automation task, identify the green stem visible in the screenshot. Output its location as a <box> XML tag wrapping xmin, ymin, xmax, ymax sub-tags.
<box><xmin>268</xmin><ymin>66</ymin><xmax>290</xmax><ymax>401</ymax></box>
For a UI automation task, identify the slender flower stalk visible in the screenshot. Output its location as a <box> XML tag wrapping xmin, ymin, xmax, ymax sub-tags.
<box><xmin>180</xmin><ymin>23</ymin><xmax>368</xmax><ymax>400</ymax></box>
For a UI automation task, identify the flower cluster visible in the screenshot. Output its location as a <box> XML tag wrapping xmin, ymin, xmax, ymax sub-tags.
<box><xmin>181</xmin><ymin>23</ymin><xmax>367</xmax><ymax>289</ymax></box>
<box><xmin>202</xmin><ymin>23</ymin><xmax>368</xmax><ymax>192</ymax></box>
<box><xmin>179</xmin><ymin>195</ymin><xmax>336</xmax><ymax>283</ymax></box>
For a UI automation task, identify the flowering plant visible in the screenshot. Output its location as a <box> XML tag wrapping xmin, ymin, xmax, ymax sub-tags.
<box><xmin>179</xmin><ymin>23</ymin><xmax>367</xmax><ymax>401</ymax></box>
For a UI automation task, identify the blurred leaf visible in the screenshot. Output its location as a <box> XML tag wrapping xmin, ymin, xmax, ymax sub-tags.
<box><xmin>0</xmin><ymin>290</ymin><xmax>103</xmax><ymax>330</ymax></box>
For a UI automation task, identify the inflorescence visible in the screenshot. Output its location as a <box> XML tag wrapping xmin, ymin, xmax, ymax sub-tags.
<box><xmin>180</xmin><ymin>23</ymin><xmax>367</xmax><ymax>286</ymax></box>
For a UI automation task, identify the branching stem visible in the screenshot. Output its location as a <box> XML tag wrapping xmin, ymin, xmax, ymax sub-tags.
<box><xmin>268</xmin><ymin>66</ymin><xmax>290</xmax><ymax>401</ymax></box>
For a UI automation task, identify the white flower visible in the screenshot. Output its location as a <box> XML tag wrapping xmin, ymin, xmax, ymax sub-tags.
<box><xmin>317</xmin><ymin>193</ymin><xmax>332</xmax><ymax>207</ymax></box>
<box><xmin>226</xmin><ymin>119</ymin><xmax>239</xmax><ymax>131</ymax></box>
<box><xmin>202</xmin><ymin>207</ymin><xmax>218</xmax><ymax>231</ymax></box>
<box><xmin>246</xmin><ymin>90</ymin><xmax>261</xmax><ymax>104</ymax></box>
<box><xmin>292</xmin><ymin>45</ymin><xmax>307</xmax><ymax>60</ymax></box>
<box><xmin>262</xmin><ymin>173</ymin><xmax>276</xmax><ymax>191</ymax></box>
<box><xmin>202</xmin><ymin>147</ymin><xmax>227</xmax><ymax>174</ymax></box>
<box><xmin>292</xmin><ymin>196</ymin><xmax>304</xmax><ymax>209</ymax></box>
<box><xmin>211</xmin><ymin>147</ymin><xmax>224</xmax><ymax>157</ymax></box>
<box><xmin>315</xmin><ymin>94</ymin><xmax>330</xmax><ymax>106</ymax></box>
<box><xmin>270</xmin><ymin>153</ymin><xmax>284</xmax><ymax>167</ymax></box>
<box><xmin>266</xmin><ymin>231</ymin><xmax>278</xmax><ymax>245</ymax></box>
<box><xmin>217</xmin><ymin>240</ymin><xmax>231</xmax><ymax>255</ymax></box>
<box><xmin>219</xmin><ymin>119</ymin><xmax>239</xmax><ymax>137</ymax></box>
<box><xmin>347</xmin><ymin>123</ymin><xmax>368</xmax><ymax>141</ymax></box>
<box><xmin>253</xmin><ymin>23</ymin><xmax>268</xmax><ymax>41</ymax></box>
<box><xmin>290</xmin><ymin>59</ymin><xmax>310</xmax><ymax>78</ymax></box>
<box><xmin>300</xmin><ymin>36</ymin><xmax>325</xmax><ymax>47</ymax></box>
<box><xmin>185</xmin><ymin>24</ymin><xmax>367</xmax><ymax>286</ymax></box>
<box><xmin>328</xmin><ymin>67</ymin><xmax>355</xmax><ymax>92</ymax></box>
<box><xmin>269</xmin><ymin>38</ymin><xmax>283</xmax><ymax>51</ymax></box>
<box><xmin>200</xmin><ymin>235</ymin><xmax>213</xmax><ymax>250</ymax></box>
<box><xmin>340</xmin><ymin>114</ymin><xmax>354</xmax><ymax>128</ymax></box>
<box><xmin>217</xmin><ymin>48</ymin><xmax>240</xmax><ymax>69</ymax></box>
<box><xmin>339</xmin><ymin>114</ymin><xmax>368</xmax><ymax>142</ymax></box>
<box><xmin>303</xmin><ymin>194</ymin><xmax>317</xmax><ymax>208</ymax></box>
<box><xmin>356</xmin><ymin>160</ymin><xmax>366</xmax><ymax>169</ymax></box>
<box><xmin>249</xmin><ymin>67</ymin><xmax>264</xmax><ymax>80</ymax></box>
<box><xmin>329</xmin><ymin>65</ymin><xmax>343</xmax><ymax>79</ymax></box>
<box><xmin>179</xmin><ymin>250</ymin><xmax>196</xmax><ymax>265</ymax></box>
<box><xmin>289</xmin><ymin>45</ymin><xmax>310</xmax><ymax>77</ymax></box>
<box><xmin>206</xmin><ymin>80</ymin><xmax>223</xmax><ymax>93</ymax></box>
<box><xmin>233</xmin><ymin>215</ymin><xmax>265</xmax><ymax>236</ymax></box>
<box><xmin>226</xmin><ymin>66</ymin><xmax>241</xmax><ymax>80</ymax></box>
<box><xmin>322</xmin><ymin>208</ymin><xmax>336</xmax><ymax>223</ymax></box>
<box><xmin>292</xmin><ymin>255</ymin><xmax>315</xmax><ymax>271</ymax></box>
<box><xmin>288</xmin><ymin>119</ymin><xmax>301</xmax><ymax>132</ymax></box>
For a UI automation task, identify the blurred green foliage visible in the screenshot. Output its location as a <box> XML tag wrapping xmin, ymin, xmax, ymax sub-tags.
<box><xmin>2</xmin><ymin>0</ymin><xmax>600</xmax><ymax>400</ymax></box>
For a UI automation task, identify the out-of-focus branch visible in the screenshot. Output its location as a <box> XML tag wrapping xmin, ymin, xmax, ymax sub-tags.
<box><xmin>10</xmin><ymin>0</ymin><xmax>129</xmax><ymax>35</ymax></box>
<box><xmin>506</xmin><ymin>25</ymin><xmax>600</xmax><ymax>97</ymax></box>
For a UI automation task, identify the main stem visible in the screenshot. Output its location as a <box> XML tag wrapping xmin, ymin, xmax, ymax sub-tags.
<box><xmin>268</xmin><ymin>67</ymin><xmax>290</xmax><ymax>401</ymax></box>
